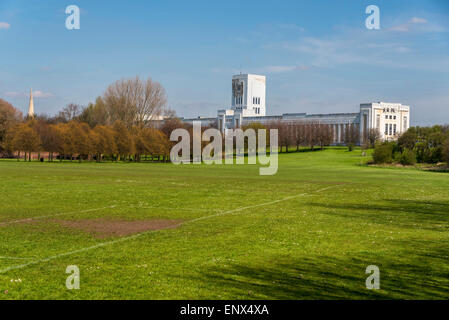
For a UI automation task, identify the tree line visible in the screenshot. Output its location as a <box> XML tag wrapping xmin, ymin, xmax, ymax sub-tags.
<box><xmin>1</xmin><ymin>115</ymin><xmax>361</xmax><ymax>162</ymax></box>
<box><xmin>259</xmin><ymin>121</ymin><xmax>361</xmax><ymax>152</ymax></box>
<box><xmin>373</xmin><ymin>125</ymin><xmax>449</xmax><ymax>165</ymax></box>
<box><xmin>2</xmin><ymin>119</ymin><xmax>173</xmax><ymax>162</ymax></box>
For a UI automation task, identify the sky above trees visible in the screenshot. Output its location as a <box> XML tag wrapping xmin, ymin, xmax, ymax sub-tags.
<box><xmin>0</xmin><ymin>0</ymin><xmax>448</xmax><ymax>125</ymax></box>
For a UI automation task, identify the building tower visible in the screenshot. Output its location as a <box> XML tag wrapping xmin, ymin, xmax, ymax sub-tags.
<box><xmin>28</xmin><ymin>88</ymin><xmax>34</xmax><ymax>117</ymax></box>
<box><xmin>231</xmin><ymin>74</ymin><xmax>266</xmax><ymax>117</ymax></box>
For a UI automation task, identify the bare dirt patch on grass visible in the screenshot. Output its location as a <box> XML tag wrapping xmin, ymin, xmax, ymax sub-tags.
<box><xmin>52</xmin><ymin>218</ymin><xmax>183</xmax><ymax>238</ymax></box>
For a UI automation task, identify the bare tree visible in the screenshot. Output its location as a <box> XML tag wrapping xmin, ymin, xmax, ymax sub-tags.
<box><xmin>367</xmin><ymin>128</ymin><xmax>381</xmax><ymax>148</ymax></box>
<box><xmin>344</xmin><ymin>124</ymin><xmax>360</xmax><ymax>151</ymax></box>
<box><xmin>317</xmin><ymin>124</ymin><xmax>332</xmax><ymax>149</ymax></box>
<box><xmin>103</xmin><ymin>76</ymin><xmax>167</xmax><ymax>128</ymax></box>
<box><xmin>58</xmin><ymin>103</ymin><xmax>82</xmax><ymax>122</ymax></box>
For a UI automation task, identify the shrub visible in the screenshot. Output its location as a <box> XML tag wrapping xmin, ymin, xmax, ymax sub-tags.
<box><xmin>398</xmin><ymin>148</ymin><xmax>416</xmax><ymax>165</ymax></box>
<box><xmin>443</xmin><ymin>138</ymin><xmax>449</xmax><ymax>164</ymax></box>
<box><xmin>373</xmin><ymin>142</ymin><xmax>394</xmax><ymax>164</ymax></box>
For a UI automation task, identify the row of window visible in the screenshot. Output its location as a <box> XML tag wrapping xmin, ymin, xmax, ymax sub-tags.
<box><xmin>385</xmin><ymin>123</ymin><xmax>397</xmax><ymax>136</ymax></box>
<box><xmin>383</xmin><ymin>108</ymin><xmax>396</xmax><ymax>113</ymax></box>
<box><xmin>235</xmin><ymin>97</ymin><xmax>243</xmax><ymax>105</ymax></box>
<box><xmin>386</xmin><ymin>115</ymin><xmax>397</xmax><ymax>120</ymax></box>
<box><xmin>236</xmin><ymin>97</ymin><xmax>261</xmax><ymax>105</ymax></box>
<box><xmin>254</xmin><ymin>107</ymin><xmax>261</xmax><ymax>115</ymax></box>
<box><xmin>253</xmin><ymin>97</ymin><xmax>261</xmax><ymax>105</ymax></box>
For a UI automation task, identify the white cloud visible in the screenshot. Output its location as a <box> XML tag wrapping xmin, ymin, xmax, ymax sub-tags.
<box><xmin>263</xmin><ymin>65</ymin><xmax>308</xmax><ymax>73</ymax></box>
<box><xmin>389</xmin><ymin>24</ymin><xmax>410</xmax><ymax>32</ymax></box>
<box><xmin>4</xmin><ymin>90</ymin><xmax>54</xmax><ymax>98</ymax></box>
<box><xmin>277</xmin><ymin>23</ymin><xmax>305</xmax><ymax>33</ymax></box>
<box><xmin>33</xmin><ymin>90</ymin><xmax>54</xmax><ymax>98</ymax></box>
<box><xmin>389</xmin><ymin>17</ymin><xmax>429</xmax><ymax>32</ymax></box>
<box><xmin>4</xmin><ymin>92</ymin><xmax>21</xmax><ymax>97</ymax></box>
<box><xmin>410</xmin><ymin>17</ymin><xmax>427</xmax><ymax>24</ymax></box>
<box><xmin>0</xmin><ymin>22</ymin><xmax>10</xmax><ymax>30</ymax></box>
<box><xmin>268</xmin><ymin>28</ymin><xmax>449</xmax><ymax>72</ymax></box>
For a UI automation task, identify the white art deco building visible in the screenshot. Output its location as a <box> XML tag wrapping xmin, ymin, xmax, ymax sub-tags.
<box><xmin>182</xmin><ymin>74</ymin><xmax>410</xmax><ymax>144</ymax></box>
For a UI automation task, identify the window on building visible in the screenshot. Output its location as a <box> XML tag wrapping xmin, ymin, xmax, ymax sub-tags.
<box><xmin>394</xmin><ymin>116</ymin><xmax>396</xmax><ymax>120</ymax></box>
<box><xmin>389</xmin><ymin>124</ymin><xmax>392</xmax><ymax>135</ymax></box>
<box><xmin>390</xmin><ymin>115</ymin><xmax>392</xmax><ymax>119</ymax></box>
<box><xmin>393</xmin><ymin>124</ymin><xmax>397</xmax><ymax>135</ymax></box>
<box><xmin>385</xmin><ymin>115</ymin><xmax>388</xmax><ymax>119</ymax></box>
<box><xmin>385</xmin><ymin>124</ymin><xmax>388</xmax><ymax>135</ymax></box>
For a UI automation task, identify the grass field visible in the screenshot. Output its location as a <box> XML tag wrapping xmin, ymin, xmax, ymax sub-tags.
<box><xmin>0</xmin><ymin>147</ymin><xmax>448</xmax><ymax>299</ymax></box>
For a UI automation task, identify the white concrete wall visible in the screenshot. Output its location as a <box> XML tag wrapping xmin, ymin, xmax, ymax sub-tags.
<box><xmin>231</xmin><ymin>74</ymin><xmax>266</xmax><ymax>117</ymax></box>
<box><xmin>360</xmin><ymin>102</ymin><xmax>410</xmax><ymax>141</ymax></box>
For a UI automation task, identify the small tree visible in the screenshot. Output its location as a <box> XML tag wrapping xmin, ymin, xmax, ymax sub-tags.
<box><xmin>11</xmin><ymin>124</ymin><xmax>41</xmax><ymax>161</ymax></box>
<box><xmin>373</xmin><ymin>142</ymin><xmax>394</xmax><ymax>164</ymax></box>
<box><xmin>367</xmin><ymin>128</ymin><xmax>381</xmax><ymax>148</ymax></box>
<box><xmin>344</xmin><ymin>124</ymin><xmax>360</xmax><ymax>151</ymax></box>
<box><xmin>398</xmin><ymin>148</ymin><xmax>416</xmax><ymax>165</ymax></box>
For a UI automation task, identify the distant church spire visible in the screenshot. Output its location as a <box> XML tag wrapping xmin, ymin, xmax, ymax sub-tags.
<box><xmin>28</xmin><ymin>88</ymin><xmax>34</xmax><ymax>117</ymax></box>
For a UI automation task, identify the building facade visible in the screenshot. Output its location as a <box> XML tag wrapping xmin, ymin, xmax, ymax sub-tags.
<box><xmin>182</xmin><ymin>74</ymin><xmax>410</xmax><ymax>144</ymax></box>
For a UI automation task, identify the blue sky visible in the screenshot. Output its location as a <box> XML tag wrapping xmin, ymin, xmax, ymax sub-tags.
<box><xmin>0</xmin><ymin>0</ymin><xmax>448</xmax><ymax>125</ymax></box>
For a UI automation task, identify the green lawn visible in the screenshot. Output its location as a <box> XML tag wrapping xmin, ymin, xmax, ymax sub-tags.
<box><xmin>0</xmin><ymin>148</ymin><xmax>448</xmax><ymax>299</ymax></box>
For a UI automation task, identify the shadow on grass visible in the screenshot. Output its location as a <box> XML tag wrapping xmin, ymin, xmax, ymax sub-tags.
<box><xmin>310</xmin><ymin>199</ymin><xmax>449</xmax><ymax>232</ymax></box>
<box><xmin>189</xmin><ymin>251</ymin><xmax>448</xmax><ymax>299</ymax></box>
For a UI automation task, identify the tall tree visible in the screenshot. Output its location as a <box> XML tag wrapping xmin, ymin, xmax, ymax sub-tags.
<box><xmin>57</xmin><ymin>103</ymin><xmax>82</xmax><ymax>122</ymax></box>
<box><xmin>93</xmin><ymin>125</ymin><xmax>117</xmax><ymax>161</ymax></box>
<box><xmin>443</xmin><ymin>138</ymin><xmax>449</xmax><ymax>165</ymax></box>
<box><xmin>39</xmin><ymin>124</ymin><xmax>63</xmax><ymax>161</ymax></box>
<box><xmin>11</xmin><ymin>123</ymin><xmax>41</xmax><ymax>161</ymax></box>
<box><xmin>78</xmin><ymin>97</ymin><xmax>108</xmax><ymax>127</ymax></box>
<box><xmin>112</xmin><ymin>120</ymin><xmax>133</xmax><ymax>161</ymax></box>
<box><xmin>344</xmin><ymin>124</ymin><xmax>360</xmax><ymax>151</ymax></box>
<box><xmin>103</xmin><ymin>76</ymin><xmax>167</xmax><ymax>128</ymax></box>
<box><xmin>0</xmin><ymin>99</ymin><xmax>22</xmax><ymax>153</ymax></box>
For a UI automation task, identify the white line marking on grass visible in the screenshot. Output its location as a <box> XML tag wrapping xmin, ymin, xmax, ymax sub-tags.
<box><xmin>0</xmin><ymin>206</ymin><xmax>116</xmax><ymax>227</ymax></box>
<box><xmin>0</xmin><ymin>256</ymin><xmax>36</xmax><ymax>260</ymax></box>
<box><xmin>131</xmin><ymin>206</ymin><xmax>222</xmax><ymax>212</ymax></box>
<box><xmin>0</xmin><ymin>185</ymin><xmax>339</xmax><ymax>274</ymax></box>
